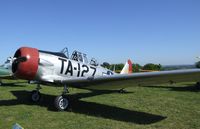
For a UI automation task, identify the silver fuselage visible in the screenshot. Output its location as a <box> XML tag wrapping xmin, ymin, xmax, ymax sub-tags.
<box><xmin>35</xmin><ymin>52</ymin><xmax>115</xmax><ymax>83</ymax></box>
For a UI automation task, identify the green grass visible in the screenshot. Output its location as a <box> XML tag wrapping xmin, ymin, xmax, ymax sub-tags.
<box><xmin>0</xmin><ymin>80</ymin><xmax>200</xmax><ymax>129</ymax></box>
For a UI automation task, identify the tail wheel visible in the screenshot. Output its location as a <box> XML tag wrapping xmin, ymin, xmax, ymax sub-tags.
<box><xmin>31</xmin><ymin>90</ymin><xmax>41</xmax><ymax>102</ymax></box>
<box><xmin>54</xmin><ymin>96</ymin><xmax>69</xmax><ymax>111</ymax></box>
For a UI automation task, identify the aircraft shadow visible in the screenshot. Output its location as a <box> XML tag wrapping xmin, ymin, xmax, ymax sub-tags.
<box><xmin>142</xmin><ymin>84</ymin><xmax>200</xmax><ymax>92</ymax></box>
<box><xmin>0</xmin><ymin>90</ymin><xmax>166</xmax><ymax>124</ymax></box>
<box><xmin>0</xmin><ymin>81</ymin><xmax>27</xmax><ymax>87</ymax></box>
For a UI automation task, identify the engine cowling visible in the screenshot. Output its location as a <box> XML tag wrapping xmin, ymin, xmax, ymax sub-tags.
<box><xmin>12</xmin><ymin>47</ymin><xmax>39</xmax><ymax>80</ymax></box>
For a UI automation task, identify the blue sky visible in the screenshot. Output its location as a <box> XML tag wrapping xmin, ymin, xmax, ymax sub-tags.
<box><xmin>0</xmin><ymin>0</ymin><xmax>199</xmax><ymax>65</ymax></box>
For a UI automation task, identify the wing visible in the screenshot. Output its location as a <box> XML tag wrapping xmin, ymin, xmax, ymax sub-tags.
<box><xmin>54</xmin><ymin>69</ymin><xmax>200</xmax><ymax>90</ymax></box>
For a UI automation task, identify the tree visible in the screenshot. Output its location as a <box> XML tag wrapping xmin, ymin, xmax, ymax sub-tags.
<box><xmin>132</xmin><ymin>63</ymin><xmax>142</xmax><ymax>72</ymax></box>
<box><xmin>143</xmin><ymin>63</ymin><xmax>162</xmax><ymax>71</ymax></box>
<box><xmin>109</xmin><ymin>63</ymin><xmax>124</xmax><ymax>72</ymax></box>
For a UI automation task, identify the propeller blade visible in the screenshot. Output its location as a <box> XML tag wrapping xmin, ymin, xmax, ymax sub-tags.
<box><xmin>13</xmin><ymin>56</ymin><xmax>27</xmax><ymax>64</ymax></box>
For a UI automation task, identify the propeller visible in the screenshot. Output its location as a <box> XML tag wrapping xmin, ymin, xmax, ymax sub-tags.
<box><xmin>12</xmin><ymin>56</ymin><xmax>28</xmax><ymax>73</ymax></box>
<box><xmin>13</xmin><ymin>56</ymin><xmax>27</xmax><ymax>64</ymax></box>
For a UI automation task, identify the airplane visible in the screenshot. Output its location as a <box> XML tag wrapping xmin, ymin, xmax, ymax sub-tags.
<box><xmin>11</xmin><ymin>47</ymin><xmax>200</xmax><ymax>111</ymax></box>
<box><xmin>0</xmin><ymin>57</ymin><xmax>15</xmax><ymax>85</ymax></box>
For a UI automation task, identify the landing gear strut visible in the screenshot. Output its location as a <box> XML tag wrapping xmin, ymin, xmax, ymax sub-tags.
<box><xmin>31</xmin><ymin>84</ymin><xmax>41</xmax><ymax>102</ymax></box>
<box><xmin>54</xmin><ymin>84</ymin><xmax>69</xmax><ymax>111</ymax></box>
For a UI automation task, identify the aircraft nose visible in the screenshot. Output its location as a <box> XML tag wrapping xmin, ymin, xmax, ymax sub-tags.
<box><xmin>12</xmin><ymin>47</ymin><xmax>39</xmax><ymax>80</ymax></box>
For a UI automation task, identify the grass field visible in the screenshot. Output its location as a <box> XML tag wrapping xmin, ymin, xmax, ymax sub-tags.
<box><xmin>0</xmin><ymin>80</ymin><xmax>200</xmax><ymax>129</ymax></box>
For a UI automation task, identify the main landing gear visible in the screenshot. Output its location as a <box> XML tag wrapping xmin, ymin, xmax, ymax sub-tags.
<box><xmin>30</xmin><ymin>84</ymin><xmax>70</xmax><ymax>111</ymax></box>
<box><xmin>31</xmin><ymin>84</ymin><xmax>41</xmax><ymax>102</ymax></box>
<box><xmin>54</xmin><ymin>84</ymin><xmax>69</xmax><ymax>111</ymax></box>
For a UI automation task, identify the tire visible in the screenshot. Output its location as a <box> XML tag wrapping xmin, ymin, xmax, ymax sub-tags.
<box><xmin>31</xmin><ymin>90</ymin><xmax>41</xmax><ymax>102</ymax></box>
<box><xmin>54</xmin><ymin>96</ymin><xmax>69</xmax><ymax>111</ymax></box>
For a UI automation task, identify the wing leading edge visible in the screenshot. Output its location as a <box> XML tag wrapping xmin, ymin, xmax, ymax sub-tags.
<box><xmin>54</xmin><ymin>69</ymin><xmax>200</xmax><ymax>90</ymax></box>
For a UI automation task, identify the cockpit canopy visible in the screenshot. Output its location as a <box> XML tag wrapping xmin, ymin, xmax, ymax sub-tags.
<box><xmin>61</xmin><ymin>47</ymin><xmax>99</xmax><ymax>66</ymax></box>
<box><xmin>71</xmin><ymin>51</ymin><xmax>88</xmax><ymax>64</ymax></box>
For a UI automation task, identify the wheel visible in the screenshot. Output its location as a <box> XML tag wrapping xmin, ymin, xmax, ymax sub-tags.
<box><xmin>54</xmin><ymin>95</ymin><xmax>69</xmax><ymax>111</ymax></box>
<box><xmin>31</xmin><ymin>90</ymin><xmax>41</xmax><ymax>102</ymax></box>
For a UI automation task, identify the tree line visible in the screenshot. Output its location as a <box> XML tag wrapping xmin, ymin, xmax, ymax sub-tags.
<box><xmin>102</xmin><ymin>61</ymin><xmax>200</xmax><ymax>73</ymax></box>
<box><xmin>102</xmin><ymin>62</ymin><xmax>162</xmax><ymax>72</ymax></box>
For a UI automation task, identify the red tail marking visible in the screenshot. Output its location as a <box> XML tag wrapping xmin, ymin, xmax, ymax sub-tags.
<box><xmin>128</xmin><ymin>59</ymin><xmax>132</xmax><ymax>73</ymax></box>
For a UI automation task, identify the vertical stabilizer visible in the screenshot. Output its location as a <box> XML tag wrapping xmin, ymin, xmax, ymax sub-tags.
<box><xmin>120</xmin><ymin>59</ymin><xmax>132</xmax><ymax>74</ymax></box>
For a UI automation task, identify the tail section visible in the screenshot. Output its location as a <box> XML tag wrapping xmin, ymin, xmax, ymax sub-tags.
<box><xmin>120</xmin><ymin>59</ymin><xmax>132</xmax><ymax>74</ymax></box>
